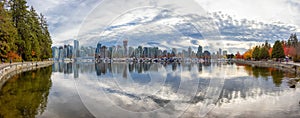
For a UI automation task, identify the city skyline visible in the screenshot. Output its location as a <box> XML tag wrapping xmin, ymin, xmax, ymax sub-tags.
<box><xmin>52</xmin><ymin>40</ymin><xmax>231</xmax><ymax>60</ymax></box>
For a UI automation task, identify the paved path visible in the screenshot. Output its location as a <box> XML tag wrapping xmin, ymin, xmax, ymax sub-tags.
<box><xmin>286</xmin><ymin>62</ymin><xmax>300</xmax><ymax>66</ymax></box>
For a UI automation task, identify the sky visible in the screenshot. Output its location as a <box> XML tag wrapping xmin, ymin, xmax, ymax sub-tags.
<box><xmin>26</xmin><ymin>0</ymin><xmax>300</xmax><ymax>53</ymax></box>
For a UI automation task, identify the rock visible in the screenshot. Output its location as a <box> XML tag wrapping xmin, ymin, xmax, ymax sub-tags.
<box><xmin>290</xmin><ymin>84</ymin><xmax>296</xmax><ymax>88</ymax></box>
<box><xmin>288</xmin><ymin>78</ymin><xmax>299</xmax><ymax>88</ymax></box>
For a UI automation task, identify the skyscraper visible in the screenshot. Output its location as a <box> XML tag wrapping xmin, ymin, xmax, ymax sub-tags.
<box><xmin>188</xmin><ymin>47</ymin><xmax>192</xmax><ymax>58</ymax></box>
<box><xmin>74</xmin><ymin>40</ymin><xmax>79</xmax><ymax>58</ymax></box>
<box><xmin>123</xmin><ymin>40</ymin><xmax>128</xmax><ymax>57</ymax></box>
<box><xmin>52</xmin><ymin>47</ymin><xmax>59</xmax><ymax>60</ymax></box>
<box><xmin>196</xmin><ymin>45</ymin><xmax>203</xmax><ymax>58</ymax></box>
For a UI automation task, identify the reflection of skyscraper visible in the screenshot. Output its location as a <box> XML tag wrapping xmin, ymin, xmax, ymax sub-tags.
<box><xmin>198</xmin><ymin>63</ymin><xmax>203</xmax><ymax>72</ymax></box>
<box><xmin>122</xmin><ymin>64</ymin><xmax>128</xmax><ymax>79</ymax></box>
<box><xmin>74</xmin><ymin>63</ymin><xmax>79</xmax><ymax>78</ymax></box>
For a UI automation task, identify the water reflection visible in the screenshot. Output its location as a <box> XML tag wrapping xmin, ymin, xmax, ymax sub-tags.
<box><xmin>0</xmin><ymin>67</ymin><xmax>52</xmax><ymax>118</ymax></box>
<box><xmin>237</xmin><ymin>64</ymin><xmax>296</xmax><ymax>87</ymax></box>
<box><xmin>2</xmin><ymin>62</ymin><xmax>298</xmax><ymax>117</ymax></box>
<box><xmin>51</xmin><ymin>62</ymin><xmax>299</xmax><ymax>105</ymax></box>
<box><xmin>51</xmin><ymin>62</ymin><xmax>298</xmax><ymax>100</ymax></box>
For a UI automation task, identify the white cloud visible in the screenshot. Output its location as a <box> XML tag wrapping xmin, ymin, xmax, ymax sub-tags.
<box><xmin>26</xmin><ymin>0</ymin><xmax>300</xmax><ymax>52</ymax></box>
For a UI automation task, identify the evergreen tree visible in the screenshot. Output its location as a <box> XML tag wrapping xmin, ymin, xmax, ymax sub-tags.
<box><xmin>9</xmin><ymin>0</ymin><xmax>32</xmax><ymax>60</ymax></box>
<box><xmin>264</xmin><ymin>40</ymin><xmax>271</xmax><ymax>49</ymax></box>
<box><xmin>252</xmin><ymin>46</ymin><xmax>260</xmax><ymax>60</ymax></box>
<box><xmin>259</xmin><ymin>47</ymin><xmax>269</xmax><ymax>60</ymax></box>
<box><xmin>28</xmin><ymin>6</ymin><xmax>41</xmax><ymax>60</ymax></box>
<box><xmin>39</xmin><ymin>13</ymin><xmax>52</xmax><ymax>59</ymax></box>
<box><xmin>272</xmin><ymin>40</ymin><xmax>285</xmax><ymax>59</ymax></box>
<box><xmin>0</xmin><ymin>1</ymin><xmax>18</xmax><ymax>60</ymax></box>
<box><xmin>6</xmin><ymin>0</ymin><xmax>52</xmax><ymax>61</ymax></box>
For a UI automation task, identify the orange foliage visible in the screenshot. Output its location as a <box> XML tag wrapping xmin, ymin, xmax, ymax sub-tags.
<box><xmin>32</xmin><ymin>50</ymin><xmax>36</xmax><ymax>56</ymax></box>
<box><xmin>243</xmin><ymin>49</ymin><xmax>253</xmax><ymax>60</ymax></box>
<box><xmin>6</xmin><ymin>52</ymin><xmax>22</xmax><ymax>62</ymax></box>
<box><xmin>268</xmin><ymin>48</ymin><xmax>273</xmax><ymax>57</ymax></box>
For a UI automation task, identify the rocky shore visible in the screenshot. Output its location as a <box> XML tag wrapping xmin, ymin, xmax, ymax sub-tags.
<box><xmin>0</xmin><ymin>61</ymin><xmax>53</xmax><ymax>89</ymax></box>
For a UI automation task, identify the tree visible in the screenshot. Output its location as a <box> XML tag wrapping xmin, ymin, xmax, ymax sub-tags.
<box><xmin>243</xmin><ymin>49</ymin><xmax>253</xmax><ymax>60</ymax></box>
<box><xmin>259</xmin><ymin>47</ymin><xmax>269</xmax><ymax>60</ymax></box>
<box><xmin>9</xmin><ymin>0</ymin><xmax>32</xmax><ymax>60</ymax></box>
<box><xmin>252</xmin><ymin>46</ymin><xmax>260</xmax><ymax>60</ymax></box>
<box><xmin>235</xmin><ymin>51</ymin><xmax>243</xmax><ymax>59</ymax></box>
<box><xmin>28</xmin><ymin>7</ymin><xmax>43</xmax><ymax>60</ymax></box>
<box><xmin>6</xmin><ymin>0</ymin><xmax>52</xmax><ymax>61</ymax></box>
<box><xmin>272</xmin><ymin>40</ymin><xmax>285</xmax><ymax>59</ymax></box>
<box><xmin>0</xmin><ymin>1</ymin><xmax>18</xmax><ymax>60</ymax></box>
<box><xmin>39</xmin><ymin>13</ymin><xmax>52</xmax><ymax>59</ymax></box>
<box><xmin>264</xmin><ymin>40</ymin><xmax>271</xmax><ymax>49</ymax></box>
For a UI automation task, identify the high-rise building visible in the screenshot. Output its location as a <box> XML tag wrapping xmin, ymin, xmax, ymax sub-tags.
<box><xmin>52</xmin><ymin>47</ymin><xmax>59</xmax><ymax>60</ymax></box>
<box><xmin>74</xmin><ymin>40</ymin><xmax>79</xmax><ymax>58</ymax></box>
<box><xmin>58</xmin><ymin>46</ymin><xmax>64</xmax><ymax>59</ymax></box>
<box><xmin>123</xmin><ymin>40</ymin><xmax>128</xmax><ymax>57</ymax></box>
<box><xmin>172</xmin><ymin>48</ymin><xmax>177</xmax><ymax>57</ymax></box>
<box><xmin>196</xmin><ymin>45</ymin><xmax>203</xmax><ymax>58</ymax></box>
<box><xmin>188</xmin><ymin>47</ymin><xmax>192</xmax><ymax>58</ymax></box>
<box><xmin>128</xmin><ymin>47</ymin><xmax>134</xmax><ymax>57</ymax></box>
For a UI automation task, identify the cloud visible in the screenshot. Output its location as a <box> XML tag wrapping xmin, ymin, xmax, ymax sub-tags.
<box><xmin>27</xmin><ymin>0</ymin><xmax>102</xmax><ymax>45</ymax></box>
<box><xmin>26</xmin><ymin>0</ymin><xmax>300</xmax><ymax>53</ymax></box>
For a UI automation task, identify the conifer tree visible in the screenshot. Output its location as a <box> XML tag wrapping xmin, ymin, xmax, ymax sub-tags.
<box><xmin>0</xmin><ymin>1</ymin><xmax>18</xmax><ymax>60</ymax></box>
<box><xmin>272</xmin><ymin>40</ymin><xmax>285</xmax><ymax>59</ymax></box>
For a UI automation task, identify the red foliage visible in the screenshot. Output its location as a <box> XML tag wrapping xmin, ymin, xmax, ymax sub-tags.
<box><xmin>235</xmin><ymin>51</ymin><xmax>243</xmax><ymax>59</ymax></box>
<box><xmin>287</xmin><ymin>47</ymin><xmax>296</xmax><ymax>57</ymax></box>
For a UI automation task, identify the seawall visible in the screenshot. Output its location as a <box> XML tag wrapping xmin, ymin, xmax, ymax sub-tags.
<box><xmin>233</xmin><ymin>59</ymin><xmax>300</xmax><ymax>75</ymax></box>
<box><xmin>0</xmin><ymin>61</ymin><xmax>53</xmax><ymax>89</ymax></box>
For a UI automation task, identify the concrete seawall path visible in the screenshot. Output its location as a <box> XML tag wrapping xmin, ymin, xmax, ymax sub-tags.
<box><xmin>0</xmin><ymin>61</ymin><xmax>54</xmax><ymax>90</ymax></box>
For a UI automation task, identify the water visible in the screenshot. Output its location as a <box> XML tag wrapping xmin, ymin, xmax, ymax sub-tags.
<box><xmin>0</xmin><ymin>62</ymin><xmax>300</xmax><ymax>118</ymax></box>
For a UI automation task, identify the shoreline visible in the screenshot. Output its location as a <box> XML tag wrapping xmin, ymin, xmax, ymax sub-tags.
<box><xmin>233</xmin><ymin>59</ymin><xmax>300</xmax><ymax>76</ymax></box>
<box><xmin>0</xmin><ymin>61</ymin><xmax>54</xmax><ymax>90</ymax></box>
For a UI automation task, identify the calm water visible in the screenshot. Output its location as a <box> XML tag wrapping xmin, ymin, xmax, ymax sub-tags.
<box><xmin>0</xmin><ymin>62</ymin><xmax>300</xmax><ymax>118</ymax></box>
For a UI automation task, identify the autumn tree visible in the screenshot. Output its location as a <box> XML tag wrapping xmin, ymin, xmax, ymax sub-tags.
<box><xmin>243</xmin><ymin>49</ymin><xmax>253</xmax><ymax>60</ymax></box>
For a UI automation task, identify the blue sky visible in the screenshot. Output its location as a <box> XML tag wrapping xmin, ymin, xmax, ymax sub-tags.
<box><xmin>27</xmin><ymin>0</ymin><xmax>300</xmax><ymax>53</ymax></box>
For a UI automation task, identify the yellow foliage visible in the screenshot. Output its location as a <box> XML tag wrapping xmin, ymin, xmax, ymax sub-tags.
<box><xmin>243</xmin><ymin>49</ymin><xmax>253</xmax><ymax>60</ymax></box>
